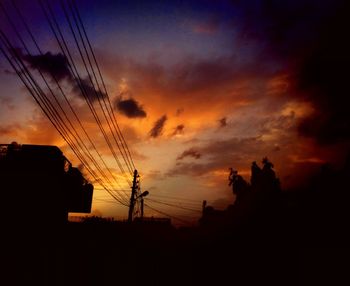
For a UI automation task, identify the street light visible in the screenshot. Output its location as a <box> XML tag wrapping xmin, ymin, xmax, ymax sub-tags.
<box><xmin>137</xmin><ymin>190</ymin><xmax>149</xmax><ymax>198</ymax></box>
<box><xmin>137</xmin><ymin>190</ymin><xmax>149</xmax><ymax>219</ymax></box>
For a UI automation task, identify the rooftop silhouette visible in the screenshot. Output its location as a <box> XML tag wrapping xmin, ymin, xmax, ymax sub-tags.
<box><xmin>0</xmin><ymin>142</ymin><xmax>93</xmax><ymax>229</ymax></box>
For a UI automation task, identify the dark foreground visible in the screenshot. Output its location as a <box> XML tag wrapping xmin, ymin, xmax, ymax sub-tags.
<box><xmin>3</xmin><ymin>156</ymin><xmax>350</xmax><ymax>285</ymax></box>
<box><xmin>3</xmin><ymin>216</ymin><xmax>350</xmax><ymax>286</ymax></box>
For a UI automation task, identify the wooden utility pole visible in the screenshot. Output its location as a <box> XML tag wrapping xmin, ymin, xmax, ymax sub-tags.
<box><xmin>128</xmin><ymin>169</ymin><xmax>138</xmax><ymax>223</ymax></box>
<box><xmin>141</xmin><ymin>196</ymin><xmax>144</xmax><ymax>219</ymax></box>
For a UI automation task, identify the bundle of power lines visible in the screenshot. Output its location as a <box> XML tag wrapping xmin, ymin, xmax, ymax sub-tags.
<box><xmin>0</xmin><ymin>0</ymin><xmax>134</xmax><ymax>207</ymax></box>
<box><xmin>0</xmin><ymin>0</ymin><xmax>213</xmax><ymax>225</ymax></box>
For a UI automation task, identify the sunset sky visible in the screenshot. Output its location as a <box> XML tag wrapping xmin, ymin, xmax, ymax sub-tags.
<box><xmin>0</xmin><ymin>0</ymin><xmax>349</xmax><ymax>225</ymax></box>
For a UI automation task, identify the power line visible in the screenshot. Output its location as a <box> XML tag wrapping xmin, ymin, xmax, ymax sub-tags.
<box><xmin>0</xmin><ymin>34</ymin><xmax>111</xmax><ymax>204</ymax></box>
<box><xmin>144</xmin><ymin>203</ymin><xmax>194</xmax><ymax>225</ymax></box>
<box><xmin>149</xmin><ymin>193</ymin><xmax>203</xmax><ymax>205</ymax></box>
<box><xmin>147</xmin><ymin>198</ymin><xmax>202</xmax><ymax>213</ymax></box>
<box><xmin>1</xmin><ymin>0</ymin><xmax>140</xmax><ymax>209</ymax></box>
<box><xmin>70</xmin><ymin>0</ymin><xmax>136</xmax><ymax>171</ymax></box>
<box><xmin>0</xmin><ymin>14</ymin><xmax>128</xmax><ymax>207</ymax></box>
<box><xmin>39</xmin><ymin>0</ymin><xmax>132</xmax><ymax>199</ymax></box>
<box><xmin>93</xmin><ymin>198</ymin><xmax>128</xmax><ymax>207</ymax></box>
<box><xmin>10</xmin><ymin>0</ymin><xmax>130</xmax><ymax>205</ymax></box>
<box><xmin>65</xmin><ymin>0</ymin><xmax>135</xmax><ymax>175</ymax></box>
<box><xmin>1</xmin><ymin>1</ymin><xmax>109</xmax><ymax>188</ymax></box>
<box><xmin>39</xmin><ymin>0</ymin><xmax>120</xmax><ymax>180</ymax></box>
<box><xmin>55</xmin><ymin>0</ymin><xmax>133</xmax><ymax>183</ymax></box>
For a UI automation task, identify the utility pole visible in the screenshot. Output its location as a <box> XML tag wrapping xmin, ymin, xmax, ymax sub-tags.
<box><xmin>141</xmin><ymin>196</ymin><xmax>144</xmax><ymax>219</ymax></box>
<box><xmin>202</xmin><ymin>200</ymin><xmax>207</xmax><ymax>215</ymax></box>
<box><xmin>128</xmin><ymin>169</ymin><xmax>139</xmax><ymax>223</ymax></box>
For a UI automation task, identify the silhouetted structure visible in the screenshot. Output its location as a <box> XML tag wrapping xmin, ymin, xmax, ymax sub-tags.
<box><xmin>250</xmin><ymin>161</ymin><xmax>261</xmax><ymax>186</ymax></box>
<box><xmin>2</xmin><ymin>150</ymin><xmax>349</xmax><ymax>286</ymax></box>
<box><xmin>228</xmin><ymin>167</ymin><xmax>249</xmax><ymax>202</ymax></box>
<box><xmin>0</xmin><ymin>142</ymin><xmax>93</xmax><ymax>229</ymax></box>
<box><xmin>201</xmin><ymin>157</ymin><xmax>282</xmax><ymax>230</ymax></box>
<box><xmin>199</xmin><ymin>205</ymin><xmax>228</xmax><ymax>228</ymax></box>
<box><xmin>133</xmin><ymin>216</ymin><xmax>171</xmax><ymax>226</ymax></box>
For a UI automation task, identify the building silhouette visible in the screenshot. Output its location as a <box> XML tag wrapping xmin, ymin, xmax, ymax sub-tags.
<box><xmin>0</xmin><ymin>142</ymin><xmax>93</xmax><ymax>228</ymax></box>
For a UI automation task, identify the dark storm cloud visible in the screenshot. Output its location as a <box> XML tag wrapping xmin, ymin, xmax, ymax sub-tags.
<box><xmin>149</xmin><ymin>115</ymin><xmax>167</xmax><ymax>138</ymax></box>
<box><xmin>71</xmin><ymin>78</ymin><xmax>107</xmax><ymax>102</ymax></box>
<box><xmin>172</xmin><ymin>124</ymin><xmax>185</xmax><ymax>136</ymax></box>
<box><xmin>115</xmin><ymin>97</ymin><xmax>147</xmax><ymax>118</ymax></box>
<box><xmin>22</xmin><ymin>52</ymin><xmax>71</xmax><ymax>81</ymax></box>
<box><xmin>296</xmin><ymin>1</ymin><xmax>350</xmax><ymax>144</ymax></box>
<box><xmin>19</xmin><ymin>50</ymin><xmax>106</xmax><ymax>101</ymax></box>
<box><xmin>169</xmin><ymin>137</ymin><xmax>263</xmax><ymax>177</ymax></box>
<box><xmin>231</xmin><ymin>0</ymin><xmax>329</xmax><ymax>57</ymax></box>
<box><xmin>231</xmin><ymin>0</ymin><xmax>350</xmax><ymax>145</ymax></box>
<box><xmin>218</xmin><ymin>117</ymin><xmax>227</xmax><ymax>128</ymax></box>
<box><xmin>177</xmin><ymin>148</ymin><xmax>201</xmax><ymax>160</ymax></box>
